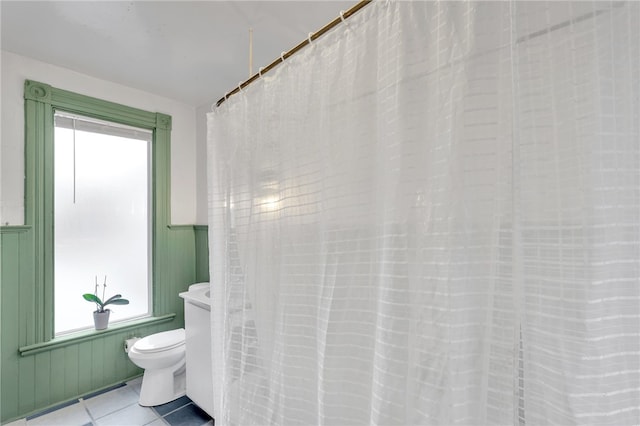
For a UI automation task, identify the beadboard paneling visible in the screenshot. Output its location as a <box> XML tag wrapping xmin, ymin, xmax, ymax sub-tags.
<box><xmin>1</xmin><ymin>81</ymin><xmax>209</xmax><ymax>423</ymax></box>
<box><xmin>195</xmin><ymin>226</ymin><xmax>210</xmax><ymax>283</ymax></box>
<box><xmin>0</xmin><ymin>225</ymin><xmax>200</xmax><ymax>423</ymax></box>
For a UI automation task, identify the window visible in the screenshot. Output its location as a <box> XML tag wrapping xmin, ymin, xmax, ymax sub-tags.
<box><xmin>23</xmin><ymin>80</ymin><xmax>172</xmax><ymax>342</ymax></box>
<box><xmin>54</xmin><ymin>112</ymin><xmax>152</xmax><ymax>334</ymax></box>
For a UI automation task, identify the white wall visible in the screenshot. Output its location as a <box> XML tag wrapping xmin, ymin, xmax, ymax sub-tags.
<box><xmin>195</xmin><ymin>102</ymin><xmax>211</xmax><ymax>225</ymax></box>
<box><xmin>1</xmin><ymin>50</ymin><xmax>197</xmax><ymax>225</ymax></box>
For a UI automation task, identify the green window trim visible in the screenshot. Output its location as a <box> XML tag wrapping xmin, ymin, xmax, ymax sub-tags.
<box><xmin>18</xmin><ymin>313</ymin><xmax>176</xmax><ymax>357</ymax></box>
<box><xmin>24</xmin><ymin>80</ymin><xmax>173</xmax><ymax>343</ymax></box>
<box><xmin>167</xmin><ymin>225</ymin><xmax>196</xmax><ymax>231</ymax></box>
<box><xmin>0</xmin><ymin>226</ymin><xmax>32</xmax><ymax>234</ymax></box>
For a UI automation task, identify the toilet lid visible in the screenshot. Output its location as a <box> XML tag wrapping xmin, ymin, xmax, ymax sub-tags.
<box><xmin>135</xmin><ymin>328</ymin><xmax>185</xmax><ymax>353</ymax></box>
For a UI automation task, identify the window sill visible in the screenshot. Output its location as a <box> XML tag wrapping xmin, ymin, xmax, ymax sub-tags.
<box><xmin>19</xmin><ymin>313</ymin><xmax>176</xmax><ymax>357</ymax></box>
<box><xmin>0</xmin><ymin>225</ymin><xmax>32</xmax><ymax>234</ymax></box>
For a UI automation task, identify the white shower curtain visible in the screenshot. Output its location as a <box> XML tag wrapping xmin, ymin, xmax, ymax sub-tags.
<box><xmin>207</xmin><ymin>2</ymin><xmax>639</xmax><ymax>425</ymax></box>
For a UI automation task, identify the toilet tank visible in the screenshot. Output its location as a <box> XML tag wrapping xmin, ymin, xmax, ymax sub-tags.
<box><xmin>179</xmin><ymin>282</ymin><xmax>214</xmax><ymax>418</ymax></box>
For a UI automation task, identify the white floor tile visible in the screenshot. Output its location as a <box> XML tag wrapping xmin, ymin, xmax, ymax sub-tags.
<box><xmin>83</xmin><ymin>386</ymin><xmax>139</xmax><ymax>419</ymax></box>
<box><xmin>126</xmin><ymin>377</ymin><xmax>144</xmax><ymax>395</ymax></box>
<box><xmin>94</xmin><ymin>403</ymin><xmax>158</xmax><ymax>426</ymax></box>
<box><xmin>144</xmin><ymin>418</ymin><xmax>169</xmax><ymax>426</ymax></box>
<box><xmin>4</xmin><ymin>419</ymin><xmax>27</xmax><ymax>426</ymax></box>
<box><xmin>27</xmin><ymin>402</ymin><xmax>92</xmax><ymax>426</ymax></box>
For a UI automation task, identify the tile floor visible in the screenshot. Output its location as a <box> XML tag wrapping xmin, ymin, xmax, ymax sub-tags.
<box><xmin>4</xmin><ymin>377</ymin><xmax>213</xmax><ymax>426</ymax></box>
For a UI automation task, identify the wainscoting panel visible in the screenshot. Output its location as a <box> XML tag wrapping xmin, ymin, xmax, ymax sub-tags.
<box><xmin>194</xmin><ymin>226</ymin><xmax>210</xmax><ymax>283</ymax></box>
<box><xmin>0</xmin><ymin>225</ymin><xmax>202</xmax><ymax>423</ymax></box>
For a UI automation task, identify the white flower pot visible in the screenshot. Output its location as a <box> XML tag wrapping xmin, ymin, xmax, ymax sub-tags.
<box><xmin>93</xmin><ymin>309</ymin><xmax>111</xmax><ymax>330</ymax></box>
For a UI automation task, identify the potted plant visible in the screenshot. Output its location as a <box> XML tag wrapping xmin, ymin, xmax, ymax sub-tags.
<box><xmin>83</xmin><ymin>276</ymin><xmax>129</xmax><ymax>330</ymax></box>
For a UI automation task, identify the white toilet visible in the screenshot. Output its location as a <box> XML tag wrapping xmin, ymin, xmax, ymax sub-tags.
<box><xmin>128</xmin><ymin>328</ymin><xmax>186</xmax><ymax>406</ymax></box>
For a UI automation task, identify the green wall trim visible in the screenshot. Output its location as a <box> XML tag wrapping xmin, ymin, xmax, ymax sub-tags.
<box><xmin>0</xmin><ymin>80</ymin><xmax>204</xmax><ymax>422</ymax></box>
<box><xmin>3</xmin><ymin>374</ymin><xmax>143</xmax><ymax>425</ymax></box>
<box><xmin>19</xmin><ymin>314</ymin><xmax>176</xmax><ymax>356</ymax></box>
<box><xmin>24</xmin><ymin>80</ymin><xmax>52</xmax><ymax>104</ymax></box>
<box><xmin>23</xmin><ymin>79</ymin><xmax>174</xmax><ymax>343</ymax></box>
<box><xmin>168</xmin><ymin>225</ymin><xmax>195</xmax><ymax>231</ymax></box>
<box><xmin>194</xmin><ymin>225</ymin><xmax>210</xmax><ymax>282</ymax></box>
<box><xmin>1</xmin><ymin>226</ymin><xmax>198</xmax><ymax>421</ymax></box>
<box><xmin>0</xmin><ymin>226</ymin><xmax>32</xmax><ymax>234</ymax></box>
<box><xmin>28</xmin><ymin>80</ymin><xmax>159</xmax><ymax>130</ymax></box>
<box><xmin>155</xmin><ymin>113</ymin><xmax>172</xmax><ymax>130</ymax></box>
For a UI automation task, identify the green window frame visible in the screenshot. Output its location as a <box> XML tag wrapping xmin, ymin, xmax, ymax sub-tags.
<box><xmin>24</xmin><ymin>80</ymin><xmax>173</xmax><ymax>343</ymax></box>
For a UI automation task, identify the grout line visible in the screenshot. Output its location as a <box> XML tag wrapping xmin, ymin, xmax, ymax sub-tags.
<box><xmin>81</xmin><ymin>383</ymin><xmax>127</xmax><ymax>401</ymax></box>
<box><xmin>145</xmin><ymin>416</ymin><xmax>170</xmax><ymax>426</ymax></box>
<box><xmin>79</xmin><ymin>387</ymin><xmax>141</xmax><ymax>423</ymax></box>
<box><xmin>25</xmin><ymin>398</ymin><xmax>82</xmax><ymax>420</ymax></box>
<box><xmin>141</xmin><ymin>407</ymin><xmax>165</xmax><ymax>426</ymax></box>
<box><xmin>156</xmin><ymin>402</ymin><xmax>193</xmax><ymax>419</ymax></box>
<box><xmin>78</xmin><ymin>398</ymin><xmax>97</xmax><ymax>425</ymax></box>
<box><xmin>160</xmin><ymin>403</ymin><xmax>213</xmax><ymax>426</ymax></box>
<box><xmin>22</xmin><ymin>384</ymin><xmax>194</xmax><ymax>426</ymax></box>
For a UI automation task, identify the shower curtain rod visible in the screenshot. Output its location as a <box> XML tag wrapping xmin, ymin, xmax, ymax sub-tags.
<box><xmin>215</xmin><ymin>0</ymin><xmax>372</xmax><ymax>108</ymax></box>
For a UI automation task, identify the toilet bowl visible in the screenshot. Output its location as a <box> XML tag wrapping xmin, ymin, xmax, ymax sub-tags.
<box><xmin>128</xmin><ymin>328</ymin><xmax>186</xmax><ymax>406</ymax></box>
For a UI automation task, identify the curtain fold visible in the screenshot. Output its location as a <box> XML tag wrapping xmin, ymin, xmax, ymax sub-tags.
<box><xmin>207</xmin><ymin>2</ymin><xmax>639</xmax><ymax>425</ymax></box>
<box><xmin>512</xmin><ymin>2</ymin><xmax>640</xmax><ymax>424</ymax></box>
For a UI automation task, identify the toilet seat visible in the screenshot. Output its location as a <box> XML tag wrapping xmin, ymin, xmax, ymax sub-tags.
<box><xmin>134</xmin><ymin>328</ymin><xmax>185</xmax><ymax>353</ymax></box>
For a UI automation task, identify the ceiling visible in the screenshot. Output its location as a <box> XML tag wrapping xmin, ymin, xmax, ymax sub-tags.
<box><xmin>1</xmin><ymin>1</ymin><xmax>356</xmax><ymax>107</ymax></box>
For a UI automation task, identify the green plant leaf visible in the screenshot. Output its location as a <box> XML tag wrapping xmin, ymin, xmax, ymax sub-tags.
<box><xmin>105</xmin><ymin>298</ymin><xmax>129</xmax><ymax>306</ymax></box>
<box><xmin>83</xmin><ymin>293</ymin><xmax>103</xmax><ymax>305</ymax></box>
<box><xmin>103</xmin><ymin>294</ymin><xmax>123</xmax><ymax>305</ymax></box>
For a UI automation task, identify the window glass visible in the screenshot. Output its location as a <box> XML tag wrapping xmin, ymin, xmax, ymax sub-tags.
<box><xmin>54</xmin><ymin>112</ymin><xmax>152</xmax><ymax>335</ymax></box>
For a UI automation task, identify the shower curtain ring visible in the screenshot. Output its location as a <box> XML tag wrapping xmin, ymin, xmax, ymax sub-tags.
<box><xmin>340</xmin><ymin>11</ymin><xmax>346</xmax><ymax>23</ymax></box>
<box><xmin>308</xmin><ymin>32</ymin><xmax>314</xmax><ymax>44</ymax></box>
<box><xmin>237</xmin><ymin>82</ymin><xmax>244</xmax><ymax>93</ymax></box>
<box><xmin>280</xmin><ymin>51</ymin><xmax>287</xmax><ymax>62</ymax></box>
<box><xmin>258</xmin><ymin>66</ymin><xmax>265</xmax><ymax>77</ymax></box>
